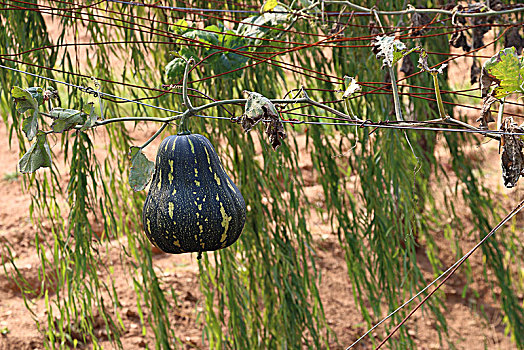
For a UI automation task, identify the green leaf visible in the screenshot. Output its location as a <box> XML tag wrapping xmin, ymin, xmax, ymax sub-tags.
<box><xmin>80</xmin><ymin>103</ymin><xmax>98</xmax><ymax>131</ymax></box>
<box><xmin>18</xmin><ymin>132</ymin><xmax>52</xmax><ymax>173</ymax></box>
<box><xmin>164</xmin><ymin>58</ymin><xmax>186</xmax><ymax>81</ymax></box>
<box><xmin>50</xmin><ymin>108</ymin><xmax>85</xmax><ymax>133</ymax></box>
<box><xmin>481</xmin><ymin>47</ymin><xmax>524</xmax><ymax>98</ymax></box>
<box><xmin>172</xmin><ymin>19</ymin><xmax>190</xmax><ymax>34</ymax></box>
<box><xmin>11</xmin><ymin>86</ymin><xmax>38</xmax><ymax>113</ymax></box>
<box><xmin>22</xmin><ymin>109</ymin><xmax>39</xmax><ymax>141</ymax></box>
<box><xmin>129</xmin><ymin>147</ymin><xmax>155</xmax><ymax>191</ymax></box>
<box><xmin>26</xmin><ymin>86</ymin><xmax>44</xmax><ymax>106</ymax></box>
<box><xmin>237</xmin><ymin>6</ymin><xmax>289</xmax><ymax>39</ymax></box>
<box><xmin>261</xmin><ymin>0</ymin><xmax>278</xmax><ymax>13</ymax></box>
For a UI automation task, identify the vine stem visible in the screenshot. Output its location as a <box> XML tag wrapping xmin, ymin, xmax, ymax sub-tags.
<box><xmin>389</xmin><ymin>67</ymin><xmax>403</xmax><ymax>121</ymax></box>
<box><xmin>182</xmin><ymin>57</ymin><xmax>195</xmax><ymax>112</ymax></box>
<box><xmin>179</xmin><ymin>57</ymin><xmax>196</xmax><ymax>134</ymax></box>
<box><xmin>324</xmin><ymin>0</ymin><xmax>524</xmax><ymax>17</ymax></box>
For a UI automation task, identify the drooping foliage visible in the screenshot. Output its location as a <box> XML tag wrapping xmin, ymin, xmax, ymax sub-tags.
<box><xmin>0</xmin><ymin>1</ymin><xmax>523</xmax><ymax>349</ymax></box>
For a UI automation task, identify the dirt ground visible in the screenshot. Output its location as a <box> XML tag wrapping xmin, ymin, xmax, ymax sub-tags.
<box><xmin>0</xmin><ymin>112</ymin><xmax>522</xmax><ymax>350</ymax></box>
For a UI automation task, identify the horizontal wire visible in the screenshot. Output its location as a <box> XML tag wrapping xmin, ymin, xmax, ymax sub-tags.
<box><xmin>0</xmin><ymin>64</ymin><xmax>183</xmax><ymax>115</ymax></box>
<box><xmin>5</xmin><ymin>64</ymin><xmax>524</xmax><ymax>137</ymax></box>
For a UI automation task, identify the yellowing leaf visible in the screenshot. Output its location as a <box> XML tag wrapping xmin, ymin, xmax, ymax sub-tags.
<box><xmin>261</xmin><ymin>0</ymin><xmax>278</xmax><ymax>13</ymax></box>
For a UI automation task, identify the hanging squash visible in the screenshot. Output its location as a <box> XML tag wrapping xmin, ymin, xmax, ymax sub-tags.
<box><xmin>142</xmin><ymin>133</ymin><xmax>246</xmax><ymax>257</ymax></box>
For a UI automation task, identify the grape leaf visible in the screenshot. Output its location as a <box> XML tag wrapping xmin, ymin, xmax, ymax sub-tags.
<box><xmin>18</xmin><ymin>132</ymin><xmax>52</xmax><ymax>173</ymax></box>
<box><xmin>481</xmin><ymin>47</ymin><xmax>524</xmax><ymax>98</ymax></box>
<box><xmin>51</xmin><ymin>108</ymin><xmax>85</xmax><ymax>133</ymax></box>
<box><xmin>129</xmin><ymin>147</ymin><xmax>155</xmax><ymax>191</ymax></box>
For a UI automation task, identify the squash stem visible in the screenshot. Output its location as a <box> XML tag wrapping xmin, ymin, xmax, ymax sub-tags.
<box><xmin>179</xmin><ymin>58</ymin><xmax>196</xmax><ymax>135</ymax></box>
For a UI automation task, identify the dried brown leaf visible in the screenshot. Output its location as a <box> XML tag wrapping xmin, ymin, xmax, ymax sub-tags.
<box><xmin>500</xmin><ymin>117</ymin><xmax>524</xmax><ymax>188</ymax></box>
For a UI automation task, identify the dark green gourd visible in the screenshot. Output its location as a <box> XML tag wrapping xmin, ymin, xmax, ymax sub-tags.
<box><xmin>142</xmin><ymin>133</ymin><xmax>246</xmax><ymax>256</ymax></box>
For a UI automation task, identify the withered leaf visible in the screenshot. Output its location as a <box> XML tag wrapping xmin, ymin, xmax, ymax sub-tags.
<box><xmin>400</xmin><ymin>55</ymin><xmax>414</xmax><ymax>76</ymax></box>
<box><xmin>477</xmin><ymin>94</ymin><xmax>497</xmax><ymax>128</ymax></box>
<box><xmin>500</xmin><ymin>117</ymin><xmax>524</xmax><ymax>188</ymax></box>
<box><xmin>449</xmin><ymin>31</ymin><xmax>471</xmax><ymax>52</ymax></box>
<box><xmin>265</xmin><ymin>117</ymin><xmax>287</xmax><ymax>149</ymax></box>
<box><xmin>410</xmin><ymin>11</ymin><xmax>432</xmax><ymax>36</ymax></box>
<box><xmin>240</xmin><ymin>91</ymin><xmax>287</xmax><ymax>150</ymax></box>
<box><xmin>504</xmin><ymin>26</ymin><xmax>523</xmax><ymax>55</ymax></box>
<box><xmin>417</xmin><ymin>52</ymin><xmax>447</xmax><ymax>74</ymax></box>
<box><xmin>470</xmin><ymin>59</ymin><xmax>480</xmax><ymax>85</ymax></box>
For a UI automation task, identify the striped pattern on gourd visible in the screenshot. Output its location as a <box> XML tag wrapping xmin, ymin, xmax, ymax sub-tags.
<box><xmin>142</xmin><ymin>133</ymin><xmax>246</xmax><ymax>255</ymax></box>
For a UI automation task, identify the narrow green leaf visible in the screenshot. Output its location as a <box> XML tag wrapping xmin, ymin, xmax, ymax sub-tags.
<box><xmin>129</xmin><ymin>147</ymin><xmax>155</xmax><ymax>191</ymax></box>
<box><xmin>18</xmin><ymin>132</ymin><xmax>52</xmax><ymax>173</ymax></box>
<box><xmin>51</xmin><ymin>108</ymin><xmax>85</xmax><ymax>133</ymax></box>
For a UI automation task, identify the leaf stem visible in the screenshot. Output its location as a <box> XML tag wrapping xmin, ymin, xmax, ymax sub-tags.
<box><xmin>496</xmin><ymin>97</ymin><xmax>505</xmax><ymax>131</ymax></box>
<box><xmin>389</xmin><ymin>67</ymin><xmax>404</xmax><ymax>121</ymax></box>
<box><xmin>140</xmin><ymin>123</ymin><xmax>168</xmax><ymax>150</ymax></box>
<box><xmin>431</xmin><ymin>72</ymin><xmax>447</xmax><ymax>120</ymax></box>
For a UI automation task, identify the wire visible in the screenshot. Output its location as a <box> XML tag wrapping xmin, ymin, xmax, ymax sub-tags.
<box><xmin>0</xmin><ymin>64</ymin><xmax>183</xmax><ymax>115</ymax></box>
<box><xmin>4</xmin><ymin>64</ymin><xmax>524</xmax><ymax>137</ymax></box>
<box><xmin>367</xmin><ymin>198</ymin><xmax>524</xmax><ymax>350</ymax></box>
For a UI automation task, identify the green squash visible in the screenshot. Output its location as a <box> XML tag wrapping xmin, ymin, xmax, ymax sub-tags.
<box><xmin>142</xmin><ymin>133</ymin><xmax>246</xmax><ymax>257</ymax></box>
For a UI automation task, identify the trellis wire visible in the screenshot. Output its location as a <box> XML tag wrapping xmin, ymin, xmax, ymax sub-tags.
<box><xmin>4</xmin><ymin>64</ymin><xmax>524</xmax><ymax>137</ymax></box>
<box><xmin>367</xmin><ymin>198</ymin><xmax>524</xmax><ymax>350</ymax></box>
